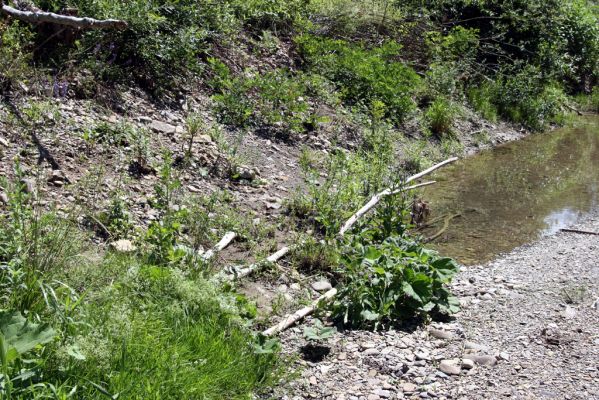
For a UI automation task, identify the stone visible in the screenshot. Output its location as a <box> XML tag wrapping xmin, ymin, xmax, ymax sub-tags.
<box><xmin>0</xmin><ymin>192</ymin><xmax>8</xmax><ymax>205</ymax></box>
<box><xmin>429</xmin><ymin>329</ymin><xmax>455</xmax><ymax>340</ymax></box>
<box><xmin>464</xmin><ymin>354</ymin><xmax>497</xmax><ymax>366</ymax></box>
<box><xmin>0</xmin><ymin>137</ymin><xmax>8</xmax><ymax>147</ymax></box>
<box><xmin>373</xmin><ymin>389</ymin><xmax>391</xmax><ymax>398</ymax></box>
<box><xmin>363</xmin><ymin>348</ymin><xmax>380</xmax><ymax>357</ymax></box>
<box><xmin>111</xmin><ymin>239</ymin><xmax>136</xmax><ymax>253</ymax></box>
<box><xmin>461</xmin><ymin>358</ymin><xmax>475</xmax><ymax>370</ymax></box>
<box><xmin>238</xmin><ymin>167</ymin><xmax>257</xmax><ymax>181</ymax></box>
<box><xmin>439</xmin><ymin>360</ymin><xmax>461</xmax><ymax>375</ymax></box>
<box><xmin>464</xmin><ymin>341</ymin><xmax>490</xmax><ymax>352</ymax></box>
<box><xmin>311</xmin><ymin>280</ymin><xmax>333</xmax><ymax>292</ymax></box>
<box><xmin>150</xmin><ymin>120</ymin><xmax>177</xmax><ymax>135</ymax></box>
<box><xmin>401</xmin><ymin>383</ymin><xmax>417</xmax><ymax>393</ymax></box>
<box><xmin>309</xmin><ymin>376</ymin><xmax>318</xmax><ymax>385</ymax></box>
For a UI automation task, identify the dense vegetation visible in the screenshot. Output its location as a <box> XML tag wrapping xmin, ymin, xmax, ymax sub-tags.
<box><xmin>1</xmin><ymin>0</ymin><xmax>598</xmax><ymax>398</ymax></box>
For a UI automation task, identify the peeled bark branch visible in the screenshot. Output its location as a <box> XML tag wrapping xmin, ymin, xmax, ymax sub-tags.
<box><xmin>262</xmin><ymin>288</ymin><xmax>337</xmax><ymax>336</ymax></box>
<box><xmin>201</xmin><ymin>231</ymin><xmax>237</xmax><ymax>261</ymax></box>
<box><xmin>1</xmin><ymin>4</ymin><xmax>128</xmax><ymax>30</ymax></box>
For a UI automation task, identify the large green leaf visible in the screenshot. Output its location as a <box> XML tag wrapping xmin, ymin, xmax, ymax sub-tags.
<box><xmin>0</xmin><ymin>310</ymin><xmax>56</xmax><ymax>363</ymax></box>
<box><xmin>431</xmin><ymin>258</ymin><xmax>460</xmax><ymax>282</ymax></box>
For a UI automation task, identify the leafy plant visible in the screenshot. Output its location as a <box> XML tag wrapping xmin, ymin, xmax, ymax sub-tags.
<box><xmin>303</xmin><ymin>319</ymin><xmax>336</xmax><ymax>341</ymax></box>
<box><xmin>331</xmin><ymin>235</ymin><xmax>460</xmax><ymax>329</ymax></box>
<box><xmin>424</xmin><ymin>97</ymin><xmax>458</xmax><ymax>137</ymax></box>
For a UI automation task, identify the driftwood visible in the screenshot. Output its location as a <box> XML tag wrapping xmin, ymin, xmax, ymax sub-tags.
<box><xmin>338</xmin><ymin>157</ymin><xmax>458</xmax><ymax>236</ymax></box>
<box><xmin>231</xmin><ymin>245</ymin><xmax>292</xmax><ymax>280</ymax></box>
<box><xmin>1</xmin><ymin>4</ymin><xmax>128</xmax><ymax>30</ymax></box>
<box><xmin>560</xmin><ymin>228</ymin><xmax>599</xmax><ymax>236</ymax></box>
<box><xmin>202</xmin><ymin>231</ymin><xmax>237</xmax><ymax>261</ymax></box>
<box><xmin>262</xmin><ymin>288</ymin><xmax>337</xmax><ymax>336</ymax></box>
<box><xmin>261</xmin><ymin>158</ymin><xmax>459</xmax><ymax>336</ymax></box>
<box><xmin>424</xmin><ymin>213</ymin><xmax>461</xmax><ymax>243</ymax></box>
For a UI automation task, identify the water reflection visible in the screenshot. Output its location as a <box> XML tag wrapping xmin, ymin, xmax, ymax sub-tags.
<box><xmin>419</xmin><ymin>117</ymin><xmax>599</xmax><ymax>265</ymax></box>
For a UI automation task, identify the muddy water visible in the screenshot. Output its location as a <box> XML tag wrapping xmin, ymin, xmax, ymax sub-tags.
<box><xmin>420</xmin><ymin>116</ymin><xmax>599</xmax><ymax>265</ymax></box>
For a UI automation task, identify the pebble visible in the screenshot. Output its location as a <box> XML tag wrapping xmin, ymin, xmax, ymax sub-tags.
<box><xmin>439</xmin><ymin>360</ymin><xmax>461</xmax><ymax>375</ymax></box>
<box><xmin>461</xmin><ymin>358</ymin><xmax>475</xmax><ymax>369</ymax></box>
<box><xmin>111</xmin><ymin>239</ymin><xmax>136</xmax><ymax>252</ymax></box>
<box><xmin>402</xmin><ymin>383</ymin><xmax>417</xmax><ymax>393</ymax></box>
<box><xmin>463</xmin><ymin>354</ymin><xmax>498</xmax><ymax>366</ymax></box>
<box><xmin>429</xmin><ymin>329</ymin><xmax>455</xmax><ymax>340</ymax></box>
<box><xmin>311</xmin><ymin>280</ymin><xmax>333</xmax><ymax>292</ymax></box>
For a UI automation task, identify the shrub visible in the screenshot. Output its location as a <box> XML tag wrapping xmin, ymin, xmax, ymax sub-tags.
<box><xmin>0</xmin><ymin>21</ymin><xmax>34</xmax><ymax>93</ymax></box>
<box><xmin>467</xmin><ymin>82</ymin><xmax>498</xmax><ymax>122</ymax></box>
<box><xmin>296</xmin><ymin>35</ymin><xmax>420</xmax><ymax>123</ymax></box>
<box><xmin>424</xmin><ymin>97</ymin><xmax>458</xmax><ymax>136</ymax></box>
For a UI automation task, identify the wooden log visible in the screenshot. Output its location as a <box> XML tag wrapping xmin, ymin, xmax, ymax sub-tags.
<box><xmin>1</xmin><ymin>4</ymin><xmax>128</xmax><ymax>30</ymax></box>
<box><xmin>262</xmin><ymin>288</ymin><xmax>337</xmax><ymax>336</ymax></box>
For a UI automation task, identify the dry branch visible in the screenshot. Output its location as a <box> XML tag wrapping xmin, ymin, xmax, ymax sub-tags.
<box><xmin>231</xmin><ymin>245</ymin><xmax>292</xmax><ymax>279</ymax></box>
<box><xmin>560</xmin><ymin>228</ymin><xmax>599</xmax><ymax>236</ymax></box>
<box><xmin>338</xmin><ymin>157</ymin><xmax>457</xmax><ymax>236</ymax></box>
<box><xmin>262</xmin><ymin>288</ymin><xmax>337</xmax><ymax>336</ymax></box>
<box><xmin>201</xmin><ymin>231</ymin><xmax>237</xmax><ymax>261</ymax></box>
<box><xmin>1</xmin><ymin>4</ymin><xmax>128</xmax><ymax>30</ymax></box>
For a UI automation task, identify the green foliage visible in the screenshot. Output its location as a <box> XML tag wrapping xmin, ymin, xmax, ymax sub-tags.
<box><xmin>288</xmin><ymin>126</ymin><xmax>400</xmax><ymax>237</ymax></box>
<box><xmin>331</xmin><ymin>235</ymin><xmax>460</xmax><ymax>329</ymax></box>
<box><xmin>424</xmin><ymin>97</ymin><xmax>458</xmax><ymax>137</ymax></box>
<box><xmin>0</xmin><ymin>21</ymin><xmax>33</xmax><ymax>93</ymax></box>
<box><xmin>303</xmin><ymin>319</ymin><xmax>336</xmax><ymax>341</ymax></box>
<box><xmin>296</xmin><ymin>35</ymin><xmax>420</xmax><ymax>123</ymax></box>
<box><xmin>467</xmin><ymin>82</ymin><xmax>498</xmax><ymax>122</ymax></box>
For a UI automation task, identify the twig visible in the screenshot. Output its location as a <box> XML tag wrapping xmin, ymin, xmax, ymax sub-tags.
<box><xmin>262</xmin><ymin>288</ymin><xmax>337</xmax><ymax>336</ymax></box>
<box><xmin>1</xmin><ymin>4</ymin><xmax>128</xmax><ymax>30</ymax></box>
<box><xmin>560</xmin><ymin>228</ymin><xmax>599</xmax><ymax>236</ymax></box>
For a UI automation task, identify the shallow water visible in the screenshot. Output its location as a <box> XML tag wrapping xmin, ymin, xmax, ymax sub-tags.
<box><xmin>420</xmin><ymin>116</ymin><xmax>599</xmax><ymax>265</ymax></box>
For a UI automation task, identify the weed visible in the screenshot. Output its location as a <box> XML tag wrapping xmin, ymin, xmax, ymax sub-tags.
<box><xmin>424</xmin><ymin>97</ymin><xmax>458</xmax><ymax>137</ymax></box>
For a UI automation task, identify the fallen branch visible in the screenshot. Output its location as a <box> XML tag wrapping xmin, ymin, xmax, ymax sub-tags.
<box><xmin>231</xmin><ymin>245</ymin><xmax>292</xmax><ymax>280</ymax></box>
<box><xmin>560</xmin><ymin>228</ymin><xmax>599</xmax><ymax>236</ymax></box>
<box><xmin>202</xmin><ymin>231</ymin><xmax>237</xmax><ymax>261</ymax></box>
<box><xmin>1</xmin><ymin>4</ymin><xmax>128</xmax><ymax>30</ymax></box>
<box><xmin>338</xmin><ymin>157</ymin><xmax>458</xmax><ymax>236</ymax></box>
<box><xmin>262</xmin><ymin>288</ymin><xmax>337</xmax><ymax>336</ymax></box>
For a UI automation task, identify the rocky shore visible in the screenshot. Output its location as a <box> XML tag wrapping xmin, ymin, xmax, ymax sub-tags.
<box><xmin>273</xmin><ymin>212</ymin><xmax>599</xmax><ymax>400</ymax></box>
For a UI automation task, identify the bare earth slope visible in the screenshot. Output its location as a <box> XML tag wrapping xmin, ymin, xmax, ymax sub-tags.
<box><xmin>275</xmin><ymin>212</ymin><xmax>599</xmax><ymax>400</ymax></box>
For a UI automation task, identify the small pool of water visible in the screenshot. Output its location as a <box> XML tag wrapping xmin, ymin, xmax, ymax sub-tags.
<box><xmin>419</xmin><ymin>116</ymin><xmax>599</xmax><ymax>265</ymax></box>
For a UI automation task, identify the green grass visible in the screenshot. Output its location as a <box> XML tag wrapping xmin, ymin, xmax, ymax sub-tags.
<box><xmin>0</xmin><ymin>169</ymin><xmax>282</xmax><ymax>400</ymax></box>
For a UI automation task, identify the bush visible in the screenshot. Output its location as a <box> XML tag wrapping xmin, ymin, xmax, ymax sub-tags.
<box><xmin>0</xmin><ymin>21</ymin><xmax>34</xmax><ymax>93</ymax></box>
<box><xmin>296</xmin><ymin>35</ymin><xmax>420</xmax><ymax>123</ymax></box>
<box><xmin>467</xmin><ymin>82</ymin><xmax>498</xmax><ymax>122</ymax></box>
<box><xmin>424</xmin><ymin>97</ymin><xmax>458</xmax><ymax>136</ymax></box>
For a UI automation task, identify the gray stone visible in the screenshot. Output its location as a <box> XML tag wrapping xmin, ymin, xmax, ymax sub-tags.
<box><xmin>463</xmin><ymin>354</ymin><xmax>497</xmax><ymax>366</ymax></box>
<box><xmin>311</xmin><ymin>280</ymin><xmax>333</xmax><ymax>292</ymax></box>
<box><xmin>0</xmin><ymin>192</ymin><xmax>8</xmax><ymax>205</ymax></box>
<box><xmin>401</xmin><ymin>383</ymin><xmax>417</xmax><ymax>393</ymax></box>
<box><xmin>439</xmin><ymin>360</ymin><xmax>461</xmax><ymax>375</ymax></box>
<box><xmin>373</xmin><ymin>389</ymin><xmax>391</xmax><ymax>398</ymax></box>
<box><xmin>429</xmin><ymin>329</ymin><xmax>455</xmax><ymax>340</ymax></box>
<box><xmin>464</xmin><ymin>341</ymin><xmax>490</xmax><ymax>352</ymax></box>
<box><xmin>150</xmin><ymin>120</ymin><xmax>177</xmax><ymax>134</ymax></box>
<box><xmin>461</xmin><ymin>358</ymin><xmax>475</xmax><ymax>369</ymax></box>
<box><xmin>364</xmin><ymin>348</ymin><xmax>380</xmax><ymax>356</ymax></box>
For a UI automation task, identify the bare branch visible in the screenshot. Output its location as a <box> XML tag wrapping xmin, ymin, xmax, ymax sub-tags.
<box><xmin>1</xmin><ymin>4</ymin><xmax>128</xmax><ymax>30</ymax></box>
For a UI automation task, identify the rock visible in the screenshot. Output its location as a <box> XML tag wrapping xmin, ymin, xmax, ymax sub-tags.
<box><xmin>0</xmin><ymin>137</ymin><xmax>8</xmax><ymax>147</ymax></box>
<box><xmin>237</xmin><ymin>167</ymin><xmax>258</xmax><ymax>181</ymax></box>
<box><xmin>401</xmin><ymin>383</ymin><xmax>417</xmax><ymax>393</ymax></box>
<box><xmin>194</xmin><ymin>134</ymin><xmax>212</xmax><ymax>143</ymax></box>
<box><xmin>461</xmin><ymin>358</ymin><xmax>475</xmax><ymax>370</ymax></box>
<box><xmin>0</xmin><ymin>192</ymin><xmax>8</xmax><ymax>205</ymax></box>
<box><xmin>429</xmin><ymin>329</ymin><xmax>455</xmax><ymax>340</ymax></box>
<box><xmin>415</xmin><ymin>350</ymin><xmax>431</xmax><ymax>361</ymax></box>
<box><xmin>563</xmin><ymin>306</ymin><xmax>577</xmax><ymax>319</ymax></box>
<box><xmin>464</xmin><ymin>341</ymin><xmax>490</xmax><ymax>352</ymax></box>
<box><xmin>309</xmin><ymin>376</ymin><xmax>317</xmax><ymax>385</ymax></box>
<box><xmin>20</xmin><ymin>178</ymin><xmax>35</xmax><ymax>195</ymax></box>
<box><xmin>150</xmin><ymin>120</ymin><xmax>177</xmax><ymax>135</ymax></box>
<box><xmin>311</xmin><ymin>280</ymin><xmax>333</xmax><ymax>292</ymax></box>
<box><xmin>439</xmin><ymin>360</ymin><xmax>461</xmax><ymax>375</ymax></box>
<box><xmin>364</xmin><ymin>348</ymin><xmax>379</xmax><ymax>356</ymax></box>
<box><xmin>498</xmin><ymin>352</ymin><xmax>510</xmax><ymax>361</ymax></box>
<box><xmin>481</xmin><ymin>293</ymin><xmax>494</xmax><ymax>301</ymax></box>
<box><xmin>463</xmin><ymin>354</ymin><xmax>497</xmax><ymax>366</ymax></box>
<box><xmin>367</xmin><ymin>395</ymin><xmax>380</xmax><ymax>400</ymax></box>
<box><xmin>373</xmin><ymin>389</ymin><xmax>391</xmax><ymax>398</ymax></box>
<box><xmin>111</xmin><ymin>239</ymin><xmax>136</xmax><ymax>252</ymax></box>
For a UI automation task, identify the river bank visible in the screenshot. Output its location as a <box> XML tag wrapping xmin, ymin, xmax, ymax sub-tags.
<box><xmin>271</xmin><ymin>210</ymin><xmax>599</xmax><ymax>400</ymax></box>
